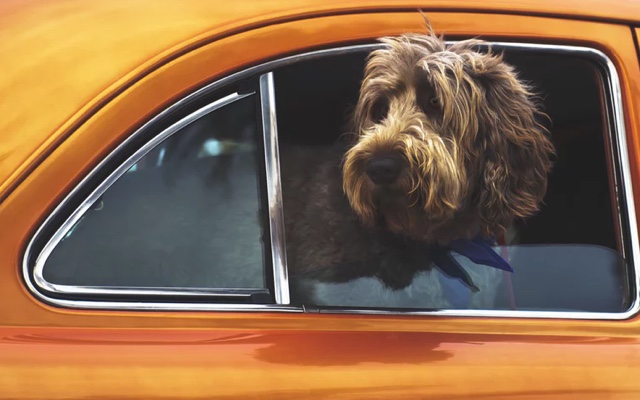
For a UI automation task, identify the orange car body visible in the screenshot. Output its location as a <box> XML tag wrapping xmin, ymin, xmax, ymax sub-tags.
<box><xmin>2</xmin><ymin>1</ymin><xmax>640</xmax><ymax>398</ymax></box>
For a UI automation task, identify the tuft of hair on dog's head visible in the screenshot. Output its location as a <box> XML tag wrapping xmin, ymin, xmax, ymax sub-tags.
<box><xmin>343</xmin><ymin>16</ymin><xmax>555</xmax><ymax>244</ymax></box>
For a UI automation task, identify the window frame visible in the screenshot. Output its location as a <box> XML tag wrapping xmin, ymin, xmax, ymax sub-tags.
<box><xmin>22</xmin><ymin>41</ymin><xmax>640</xmax><ymax>320</ymax></box>
<box><xmin>33</xmin><ymin>90</ymin><xmax>277</xmax><ymax>299</ymax></box>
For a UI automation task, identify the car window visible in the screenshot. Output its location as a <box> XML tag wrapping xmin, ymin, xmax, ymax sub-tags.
<box><xmin>274</xmin><ymin>46</ymin><xmax>632</xmax><ymax>313</ymax></box>
<box><xmin>27</xmin><ymin>41</ymin><xmax>634</xmax><ymax>316</ymax></box>
<box><xmin>37</xmin><ymin>92</ymin><xmax>274</xmax><ymax>302</ymax></box>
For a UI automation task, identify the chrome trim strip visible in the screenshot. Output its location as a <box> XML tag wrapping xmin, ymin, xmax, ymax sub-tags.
<box><xmin>33</xmin><ymin>299</ymin><xmax>302</xmax><ymax>312</ymax></box>
<box><xmin>24</xmin><ymin>286</ymin><xmax>266</xmax><ymax>298</ymax></box>
<box><xmin>260</xmin><ymin>73</ymin><xmax>290</xmax><ymax>305</ymax></box>
<box><xmin>600</xmin><ymin>45</ymin><xmax>640</xmax><ymax>312</ymax></box>
<box><xmin>318</xmin><ymin>308</ymin><xmax>635</xmax><ymax>319</ymax></box>
<box><xmin>31</xmin><ymin>92</ymin><xmax>260</xmax><ymax>299</ymax></box>
<box><xmin>23</xmin><ymin>41</ymin><xmax>638</xmax><ymax>319</ymax></box>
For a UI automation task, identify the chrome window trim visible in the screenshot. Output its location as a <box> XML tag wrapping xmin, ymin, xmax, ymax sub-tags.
<box><xmin>30</xmin><ymin>91</ymin><xmax>271</xmax><ymax>299</ymax></box>
<box><xmin>22</xmin><ymin>41</ymin><xmax>639</xmax><ymax>320</ymax></box>
<box><xmin>260</xmin><ymin>72</ymin><xmax>290</xmax><ymax>305</ymax></box>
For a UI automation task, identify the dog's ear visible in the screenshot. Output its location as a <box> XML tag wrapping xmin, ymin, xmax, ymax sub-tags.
<box><xmin>470</xmin><ymin>53</ymin><xmax>555</xmax><ymax>236</ymax></box>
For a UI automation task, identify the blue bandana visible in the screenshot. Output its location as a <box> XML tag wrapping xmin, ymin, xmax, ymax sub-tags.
<box><xmin>432</xmin><ymin>236</ymin><xmax>513</xmax><ymax>307</ymax></box>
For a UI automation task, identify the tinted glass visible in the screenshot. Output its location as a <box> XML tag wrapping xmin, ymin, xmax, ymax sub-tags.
<box><xmin>42</xmin><ymin>95</ymin><xmax>268</xmax><ymax>291</ymax></box>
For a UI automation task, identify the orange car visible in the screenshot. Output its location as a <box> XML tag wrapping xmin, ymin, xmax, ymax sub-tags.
<box><xmin>2</xmin><ymin>0</ymin><xmax>640</xmax><ymax>398</ymax></box>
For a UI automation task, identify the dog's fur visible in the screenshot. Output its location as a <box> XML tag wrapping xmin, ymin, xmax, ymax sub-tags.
<box><xmin>284</xmin><ymin>27</ymin><xmax>554</xmax><ymax>306</ymax></box>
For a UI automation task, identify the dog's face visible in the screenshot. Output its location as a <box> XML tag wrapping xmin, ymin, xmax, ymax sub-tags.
<box><xmin>343</xmin><ymin>33</ymin><xmax>554</xmax><ymax>242</ymax></box>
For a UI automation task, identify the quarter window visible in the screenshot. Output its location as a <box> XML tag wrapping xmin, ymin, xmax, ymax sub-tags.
<box><xmin>35</xmin><ymin>90</ymin><xmax>275</xmax><ymax>303</ymax></box>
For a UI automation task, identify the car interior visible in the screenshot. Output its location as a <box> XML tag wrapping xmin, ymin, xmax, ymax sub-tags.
<box><xmin>274</xmin><ymin>45</ymin><xmax>629</xmax><ymax>312</ymax></box>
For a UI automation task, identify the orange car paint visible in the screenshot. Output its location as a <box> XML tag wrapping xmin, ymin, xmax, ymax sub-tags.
<box><xmin>1</xmin><ymin>1</ymin><xmax>640</xmax><ymax>399</ymax></box>
<box><xmin>3</xmin><ymin>0</ymin><xmax>640</xmax><ymax>202</ymax></box>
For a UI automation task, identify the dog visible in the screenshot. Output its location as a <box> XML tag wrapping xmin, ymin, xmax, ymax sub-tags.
<box><xmin>282</xmin><ymin>25</ymin><xmax>555</xmax><ymax>308</ymax></box>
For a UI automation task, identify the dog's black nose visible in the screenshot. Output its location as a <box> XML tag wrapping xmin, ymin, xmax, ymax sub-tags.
<box><xmin>366</xmin><ymin>156</ymin><xmax>402</xmax><ymax>185</ymax></box>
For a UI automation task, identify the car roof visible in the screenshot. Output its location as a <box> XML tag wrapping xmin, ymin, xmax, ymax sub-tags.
<box><xmin>1</xmin><ymin>0</ymin><xmax>639</xmax><ymax>201</ymax></box>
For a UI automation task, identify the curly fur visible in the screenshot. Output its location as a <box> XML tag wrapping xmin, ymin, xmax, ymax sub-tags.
<box><xmin>344</xmin><ymin>32</ymin><xmax>554</xmax><ymax>244</ymax></box>
<box><xmin>284</xmin><ymin>25</ymin><xmax>554</xmax><ymax>306</ymax></box>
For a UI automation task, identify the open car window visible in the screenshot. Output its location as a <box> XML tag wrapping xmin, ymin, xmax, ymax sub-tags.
<box><xmin>274</xmin><ymin>45</ymin><xmax>633</xmax><ymax>313</ymax></box>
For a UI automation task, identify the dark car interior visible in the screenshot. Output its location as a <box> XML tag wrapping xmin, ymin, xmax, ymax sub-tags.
<box><xmin>274</xmin><ymin>45</ymin><xmax>629</xmax><ymax>312</ymax></box>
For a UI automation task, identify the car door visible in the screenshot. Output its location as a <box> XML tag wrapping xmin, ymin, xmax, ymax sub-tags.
<box><xmin>2</xmin><ymin>9</ymin><xmax>640</xmax><ymax>400</ymax></box>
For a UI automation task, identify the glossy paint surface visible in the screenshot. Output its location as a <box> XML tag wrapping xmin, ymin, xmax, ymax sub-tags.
<box><xmin>2</xmin><ymin>328</ymin><xmax>640</xmax><ymax>399</ymax></box>
<box><xmin>2</xmin><ymin>0</ymin><xmax>640</xmax><ymax>202</ymax></box>
<box><xmin>2</xmin><ymin>2</ymin><xmax>640</xmax><ymax>399</ymax></box>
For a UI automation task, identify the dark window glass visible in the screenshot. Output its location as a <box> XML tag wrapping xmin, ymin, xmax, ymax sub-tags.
<box><xmin>42</xmin><ymin>95</ymin><xmax>270</xmax><ymax>294</ymax></box>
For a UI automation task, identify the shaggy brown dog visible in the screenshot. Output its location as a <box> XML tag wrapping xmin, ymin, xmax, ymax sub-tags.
<box><xmin>283</xmin><ymin>28</ymin><xmax>554</xmax><ymax>306</ymax></box>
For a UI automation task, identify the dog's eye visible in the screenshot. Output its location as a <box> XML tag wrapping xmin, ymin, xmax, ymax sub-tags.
<box><xmin>415</xmin><ymin>77</ymin><xmax>442</xmax><ymax>117</ymax></box>
<box><xmin>370</xmin><ymin>98</ymin><xmax>389</xmax><ymax>123</ymax></box>
<box><xmin>417</xmin><ymin>95</ymin><xmax>442</xmax><ymax>118</ymax></box>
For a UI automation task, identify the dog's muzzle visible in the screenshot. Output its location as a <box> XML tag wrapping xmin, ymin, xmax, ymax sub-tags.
<box><xmin>366</xmin><ymin>155</ymin><xmax>402</xmax><ymax>185</ymax></box>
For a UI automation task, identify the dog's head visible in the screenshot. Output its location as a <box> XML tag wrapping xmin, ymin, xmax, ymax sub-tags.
<box><xmin>343</xmin><ymin>31</ymin><xmax>554</xmax><ymax>242</ymax></box>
